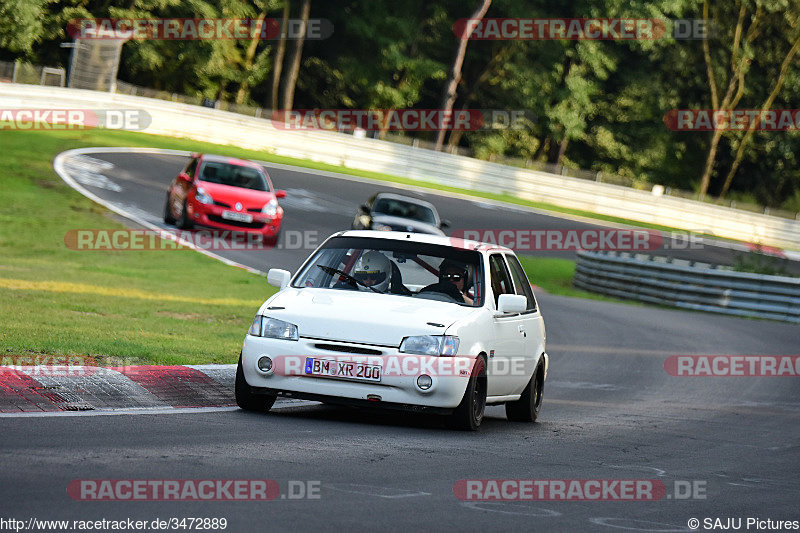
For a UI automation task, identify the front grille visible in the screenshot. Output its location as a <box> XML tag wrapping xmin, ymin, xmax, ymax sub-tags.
<box><xmin>313</xmin><ymin>343</ymin><xmax>383</xmax><ymax>355</ymax></box>
<box><xmin>213</xmin><ymin>200</ymin><xmax>231</xmax><ymax>208</ymax></box>
<box><xmin>207</xmin><ymin>215</ymin><xmax>265</xmax><ymax>229</ymax></box>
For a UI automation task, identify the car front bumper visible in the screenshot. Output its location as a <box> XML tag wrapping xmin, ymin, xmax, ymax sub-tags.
<box><xmin>188</xmin><ymin>202</ymin><xmax>282</xmax><ymax>236</ymax></box>
<box><xmin>241</xmin><ymin>335</ymin><xmax>474</xmax><ymax>409</ymax></box>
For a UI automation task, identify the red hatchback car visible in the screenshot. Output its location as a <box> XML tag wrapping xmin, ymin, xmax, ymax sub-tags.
<box><xmin>164</xmin><ymin>154</ymin><xmax>286</xmax><ymax>244</ymax></box>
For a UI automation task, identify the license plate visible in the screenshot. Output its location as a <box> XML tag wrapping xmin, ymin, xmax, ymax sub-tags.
<box><xmin>221</xmin><ymin>210</ymin><xmax>253</xmax><ymax>223</ymax></box>
<box><xmin>304</xmin><ymin>358</ymin><xmax>382</xmax><ymax>382</ymax></box>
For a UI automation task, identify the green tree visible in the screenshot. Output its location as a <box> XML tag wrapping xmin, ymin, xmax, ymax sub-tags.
<box><xmin>0</xmin><ymin>0</ymin><xmax>49</xmax><ymax>58</ymax></box>
<box><xmin>697</xmin><ymin>0</ymin><xmax>800</xmax><ymax>199</ymax></box>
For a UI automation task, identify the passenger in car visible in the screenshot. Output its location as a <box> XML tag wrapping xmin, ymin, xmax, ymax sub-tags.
<box><xmin>419</xmin><ymin>259</ymin><xmax>474</xmax><ymax>305</ymax></box>
<box><xmin>441</xmin><ymin>263</ymin><xmax>474</xmax><ymax>305</ymax></box>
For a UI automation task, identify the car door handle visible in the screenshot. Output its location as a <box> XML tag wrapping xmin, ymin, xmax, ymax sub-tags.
<box><xmin>518</xmin><ymin>325</ymin><xmax>526</xmax><ymax>337</ymax></box>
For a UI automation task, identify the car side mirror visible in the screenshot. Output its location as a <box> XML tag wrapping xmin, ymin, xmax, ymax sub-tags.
<box><xmin>496</xmin><ymin>294</ymin><xmax>526</xmax><ymax>315</ymax></box>
<box><xmin>267</xmin><ymin>269</ymin><xmax>292</xmax><ymax>290</ymax></box>
<box><xmin>440</xmin><ymin>219</ymin><xmax>451</xmax><ymax>228</ymax></box>
<box><xmin>360</xmin><ymin>204</ymin><xmax>369</xmax><ymax>213</ymax></box>
<box><xmin>178</xmin><ymin>172</ymin><xmax>192</xmax><ymax>183</ymax></box>
<box><xmin>275</xmin><ymin>189</ymin><xmax>287</xmax><ymax>199</ymax></box>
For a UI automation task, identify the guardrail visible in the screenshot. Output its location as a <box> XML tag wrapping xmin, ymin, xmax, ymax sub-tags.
<box><xmin>2</xmin><ymin>83</ymin><xmax>800</xmax><ymax>250</ymax></box>
<box><xmin>574</xmin><ymin>251</ymin><xmax>800</xmax><ymax>323</ymax></box>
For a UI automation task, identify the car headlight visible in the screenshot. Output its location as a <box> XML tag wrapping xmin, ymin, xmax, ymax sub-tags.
<box><xmin>248</xmin><ymin>315</ymin><xmax>298</xmax><ymax>341</ymax></box>
<box><xmin>195</xmin><ymin>187</ymin><xmax>213</xmax><ymax>205</ymax></box>
<box><xmin>399</xmin><ymin>335</ymin><xmax>459</xmax><ymax>356</ymax></box>
<box><xmin>262</xmin><ymin>198</ymin><xmax>278</xmax><ymax>216</ymax></box>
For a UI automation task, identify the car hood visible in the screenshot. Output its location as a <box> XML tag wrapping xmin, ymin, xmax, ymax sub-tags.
<box><xmin>371</xmin><ymin>214</ymin><xmax>444</xmax><ymax>235</ymax></box>
<box><xmin>260</xmin><ymin>288</ymin><xmax>479</xmax><ymax>347</ymax></box>
<box><xmin>196</xmin><ymin>181</ymin><xmax>274</xmax><ymax>208</ymax></box>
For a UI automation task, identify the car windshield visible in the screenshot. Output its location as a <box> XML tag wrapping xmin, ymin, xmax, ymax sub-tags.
<box><xmin>372</xmin><ymin>198</ymin><xmax>437</xmax><ymax>225</ymax></box>
<box><xmin>292</xmin><ymin>236</ymin><xmax>483</xmax><ymax>306</ymax></box>
<box><xmin>197</xmin><ymin>161</ymin><xmax>270</xmax><ymax>191</ymax></box>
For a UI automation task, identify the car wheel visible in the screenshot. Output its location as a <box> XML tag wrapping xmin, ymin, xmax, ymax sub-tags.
<box><xmin>235</xmin><ymin>355</ymin><xmax>276</xmax><ymax>412</ymax></box>
<box><xmin>449</xmin><ymin>356</ymin><xmax>486</xmax><ymax>431</ymax></box>
<box><xmin>163</xmin><ymin>194</ymin><xmax>176</xmax><ymax>224</ymax></box>
<box><xmin>505</xmin><ymin>363</ymin><xmax>544</xmax><ymax>422</ymax></box>
<box><xmin>177</xmin><ymin>200</ymin><xmax>194</xmax><ymax>230</ymax></box>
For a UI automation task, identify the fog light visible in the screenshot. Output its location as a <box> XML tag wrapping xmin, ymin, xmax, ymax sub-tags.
<box><xmin>257</xmin><ymin>356</ymin><xmax>273</xmax><ymax>373</ymax></box>
<box><xmin>417</xmin><ymin>374</ymin><xmax>433</xmax><ymax>390</ymax></box>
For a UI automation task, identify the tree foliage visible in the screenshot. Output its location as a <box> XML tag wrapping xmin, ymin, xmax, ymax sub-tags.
<box><xmin>3</xmin><ymin>0</ymin><xmax>799</xmax><ymax>209</ymax></box>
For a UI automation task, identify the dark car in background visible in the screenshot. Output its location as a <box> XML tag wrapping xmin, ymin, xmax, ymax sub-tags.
<box><xmin>352</xmin><ymin>192</ymin><xmax>450</xmax><ymax>235</ymax></box>
<box><xmin>164</xmin><ymin>153</ymin><xmax>286</xmax><ymax>244</ymax></box>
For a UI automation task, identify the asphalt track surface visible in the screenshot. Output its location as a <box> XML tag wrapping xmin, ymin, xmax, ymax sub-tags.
<box><xmin>1</xmin><ymin>150</ymin><xmax>798</xmax><ymax>532</ymax></box>
<box><xmin>57</xmin><ymin>150</ymin><xmax>800</xmax><ymax>274</ymax></box>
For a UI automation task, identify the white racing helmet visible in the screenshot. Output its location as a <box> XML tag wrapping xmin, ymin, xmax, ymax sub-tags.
<box><xmin>353</xmin><ymin>251</ymin><xmax>392</xmax><ymax>292</ymax></box>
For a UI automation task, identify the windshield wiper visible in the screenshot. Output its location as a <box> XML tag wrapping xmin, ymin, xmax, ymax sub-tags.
<box><xmin>316</xmin><ymin>265</ymin><xmax>381</xmax><ymax>293</ymax></box>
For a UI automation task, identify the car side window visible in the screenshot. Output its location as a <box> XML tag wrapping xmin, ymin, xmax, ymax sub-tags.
<box><xmin>505</xmin><ymin>254</ymin><xmax>537</xmax><ymax>312</ymax></box>
<box><xmin>185</xmin><ymin>158</ymin><xmax>199</xmax><ymax>179</ymax></box>
<box><xmin>489</xmin><ymin>254</ymin><xmax>514</xmax><ymax>308</ymax></box>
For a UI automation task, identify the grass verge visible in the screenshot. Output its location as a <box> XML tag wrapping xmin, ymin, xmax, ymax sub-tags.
<box><xmin>0</xmin><ymin>130</ymin><xmax>277</xmax><ymax>365</ymax></box>
<box><xmin>517</xmin><ymin>256</ymin><xmax>621</xmax><ymax>300</ymax></box>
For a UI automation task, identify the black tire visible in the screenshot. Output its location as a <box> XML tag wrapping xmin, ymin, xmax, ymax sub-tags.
<box><xmin>163</xmin><ymin>194</ymin><xmax>176</xmax><ymax>224</ymax></box>
<box><xmin>177</xmin><ymin>199</ymin><xmax>194</xmax><ymax>230</ymax></box>
<box><xmin>235</xmin><ymin>356</ymin><xmax>276</xmax><ymax>412</ymax></box>
<box><xmin>505</xmin><ymin>363</ymin><xmax>544</xmax><ymax>422</ymax></box>
<box><xmin>449</xmin><ymin>357</ymin><xmax>487</xmax><ymax>431</ymax></box>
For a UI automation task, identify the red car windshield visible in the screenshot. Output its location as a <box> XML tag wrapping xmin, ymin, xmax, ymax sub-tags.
<box><xmin>198</xmin><ymin>162</ymin><xmax>270</xmax><ymax>191</ymax></box>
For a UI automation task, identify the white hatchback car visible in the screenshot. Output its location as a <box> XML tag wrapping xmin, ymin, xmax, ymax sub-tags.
<box><xmin>236</xmin><ymin>230</ymin><xmax>548</xmax><ymax>430</ymax></box>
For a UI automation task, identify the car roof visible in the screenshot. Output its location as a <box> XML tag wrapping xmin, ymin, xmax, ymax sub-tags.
<box><xmin>196</xmin><ymin>153</ymin><xmax>263</xmax><ymax>169</ymax></box>
<box><xmin>373</xmin><ymin>192</ymin><xmax>438</xmax><ymax>210</ymax></box>
<box><xmin>334</xmin><ymin>230</ymin><xmax>512</xmax><ymax>254</ymax></box>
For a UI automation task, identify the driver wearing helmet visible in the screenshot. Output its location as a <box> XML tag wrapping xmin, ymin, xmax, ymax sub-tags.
<box><xmin>352</xmin><ymin>250</ymin><xmax>392</xmax><ymax>292</ymax></box>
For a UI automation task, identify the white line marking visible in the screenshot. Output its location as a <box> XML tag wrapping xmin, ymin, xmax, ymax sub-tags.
<box><xmin>460</xmin><ymin>502</ymin><xmax>561</xmax><ymax>517</ymax></box>
<box><xmin>602</xmin><ymin>464</ymin><xmax>667</xmax><ymax>477</ymax></box>
<box><xmin>325</xmin><ymin>483</ymin><xmax>431</xmax><ymax>499</ymax></box>
<box><xmin>0</xmin><ymin>400</ymin><xmax>319</xmax><ymax>418</ymax></box>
